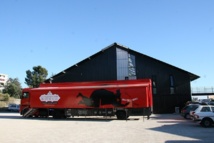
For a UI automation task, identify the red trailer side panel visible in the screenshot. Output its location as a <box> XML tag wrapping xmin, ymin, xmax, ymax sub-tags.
<box><xmin>29</xmin><ymin>79</ymin><xmax>152</xmax><ymax>109</ymax></box>
<box><xmin>20</xmin><ymin>79</ymin><xmax>153</xmax><ymax>119</ymax></box>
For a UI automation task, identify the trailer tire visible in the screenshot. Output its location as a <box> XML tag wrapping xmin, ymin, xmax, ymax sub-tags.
<box><xmin>53</xmin><ymin>109</ymin><xmax>66</xmax><ymax>119</ymax></box>
<box><xmin>116</xmin><ymin>111</ymin><xmax>127</xmax><ymax>120</ymax></box>
<box><xmin>53</xmin><ymin>112</ymin><xmax>61</xmax><ymax>119</ymax></box>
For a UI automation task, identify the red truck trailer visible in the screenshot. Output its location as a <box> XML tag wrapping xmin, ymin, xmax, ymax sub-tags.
<box><xmin>20</xmin><ymin>79</ymin><xmax>153</xmax><ymax>120</ymax></box>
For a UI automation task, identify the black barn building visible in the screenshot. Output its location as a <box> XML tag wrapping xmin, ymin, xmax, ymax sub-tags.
<box><xmin>45</xmin><ymin>43</ymin><xmax>199</xmax><ymax>113</ymax></box>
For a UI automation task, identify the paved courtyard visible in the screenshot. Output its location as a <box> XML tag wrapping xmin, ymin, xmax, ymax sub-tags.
<box><xmin>0</xmin><ymin>113</ymin><xmax>213</xmax><ymax>143</ymax></box>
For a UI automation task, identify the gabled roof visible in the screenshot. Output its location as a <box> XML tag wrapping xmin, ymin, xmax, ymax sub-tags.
<box><xmin>46</xmin><ymin>43</ymin><xmax>199</xmax><ymax>82</ymax></box>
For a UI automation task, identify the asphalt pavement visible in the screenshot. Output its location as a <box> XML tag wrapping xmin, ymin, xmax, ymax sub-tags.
<box><xmin>0</xmin><ymin>113</ymin><xmax>213</xmax><ymax>143</ymax></box>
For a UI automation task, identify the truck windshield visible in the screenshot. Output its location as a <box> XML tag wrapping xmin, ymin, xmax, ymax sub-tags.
<box><xmin>22</xmin><ymin>92</ymin><xmax>29</xmax><ymax>99</ymax></box>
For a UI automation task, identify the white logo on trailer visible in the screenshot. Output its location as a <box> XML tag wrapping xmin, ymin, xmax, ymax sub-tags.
<box><xmin>40</xmin><ymin>91</ymin><xmax>60</xmax><ymax>103</ymax></box>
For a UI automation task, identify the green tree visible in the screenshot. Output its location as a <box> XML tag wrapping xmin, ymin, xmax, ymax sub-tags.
<box><xmin>3</xmin><ymin>78</ymin><xmax>22</xmax><ymax>98</ymax></box>
<box><xmin>25</xmin><ymin>65</ymin><xmax>48</xmax><ymax>88</ymax></box>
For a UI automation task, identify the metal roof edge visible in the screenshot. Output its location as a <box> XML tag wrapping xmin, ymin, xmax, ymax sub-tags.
<box><xmin>45</xmin><ymin>43</ymin><xmax>200</xmax><ymax>82</ymax></box>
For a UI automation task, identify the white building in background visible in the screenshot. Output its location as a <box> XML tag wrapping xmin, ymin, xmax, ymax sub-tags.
<box><xmin>0</xmin><ymin>73</ymin><xmax>8</xmax><ymax>92</ymax></box>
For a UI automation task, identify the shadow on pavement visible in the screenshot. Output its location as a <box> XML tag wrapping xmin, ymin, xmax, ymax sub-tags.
<box><xmin>165</xmin><ymin>141</ymin><xmax>205</xmax><ymax>143</ymax></box>
<box><xmin>0</xmin><ymin>112</ymin><xmax>140</xmax><ymax>122</ymax></box>
<box><xmin>149</xmin><ymin>114</ymin><xmax>214</xmax><ymax>143</ymax></box>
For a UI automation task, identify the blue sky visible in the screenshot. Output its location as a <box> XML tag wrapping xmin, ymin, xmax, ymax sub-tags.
<box><xmin>0</xmin><ymin>0</ymin><xmax>213</xmax><ymax>88</ymax></box>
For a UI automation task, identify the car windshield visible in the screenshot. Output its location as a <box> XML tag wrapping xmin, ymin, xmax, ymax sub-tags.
<box><xmin>191</xmin><ymin>105</ymin><xmax>199</xmax><ymax>110</ymax></box>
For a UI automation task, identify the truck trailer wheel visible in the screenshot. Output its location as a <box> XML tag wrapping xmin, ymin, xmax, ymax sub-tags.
<box><xmin>116</xmin><ymin>111</ymin><xmax>127</xmax><ymax>120</ymax></box>
<box><xmin>52</xmin><ymin>109</ymin><xmax>66</xmax><ymax>119</ymax></box>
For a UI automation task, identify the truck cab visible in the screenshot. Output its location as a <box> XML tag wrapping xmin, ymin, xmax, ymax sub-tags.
<box><xmin>20</xmin><ymin>89</ymin><xmax>30</xmax><ymax>115</ymax></box>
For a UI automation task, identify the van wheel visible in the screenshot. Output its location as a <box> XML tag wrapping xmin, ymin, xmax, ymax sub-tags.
<box><xmin>201</xmin><ymin>118</ymin><xmax>213</xmax><ymax>128</ymax></box>
<box><xmin>116</xmin><ymin>111</ymin><xmax>127</xmax><ymax>120</ymax></box>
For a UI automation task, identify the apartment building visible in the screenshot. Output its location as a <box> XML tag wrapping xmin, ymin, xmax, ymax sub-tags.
<box><xmin>0</xmin><ymin>73</ymin><xmax>8</xmax><ymax>92</ymax></box>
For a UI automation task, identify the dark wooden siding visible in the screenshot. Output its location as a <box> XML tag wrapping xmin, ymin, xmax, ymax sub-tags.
<box><xmin>48</xmin><ymin>44</ymin><xmax>196</xmax><ymax>113</ymax></box>
<box><xmin>52</xmin><ymin>47</ymin><xmax>117</xmax><ymax>82</ymax></box>
<box><xmin>132</xmin><ymin>52</ymin><xmax>191</xmax><ymax>113</ymax></box>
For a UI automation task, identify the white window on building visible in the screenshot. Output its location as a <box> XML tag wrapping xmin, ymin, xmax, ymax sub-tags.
<box><xmin>0</xmin><ymin>73</ymin><xmax>8</xmax><ymax>91</ymax></box>
<box><xmin>116</xmin><ymin>48</ymin><xmax>136</xmax><ymax>80</ymax></box>
<box><xmin>169</xmin><ymin>75</ymin><xmax>175</xmax><ymax>94</ymax></box>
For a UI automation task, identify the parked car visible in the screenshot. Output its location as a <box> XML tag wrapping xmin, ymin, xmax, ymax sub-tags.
<box><xmin>192</xmin><ymin>105</ymin><xmax>214</xmax><ymax>127</ymax></box>
<box><xmin>199</xmin><ymin>99</ymin><xmax>211</xmax><ymax>105</ymax></box>
<box><xmin>8</xmin><ymin>104</ymin><xmax>20</xmax><ymax>112</ymax></box>
<box><xmin>181</xmin><ymin>104</ymin><xmax>199</xmax><ymax>119</ymax></box>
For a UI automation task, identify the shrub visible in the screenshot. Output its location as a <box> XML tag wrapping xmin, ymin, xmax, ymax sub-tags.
<box><xmin>0</xmin><ymin>93</ymin><xmax>10</xmax><ymax>101</ymax></box>
<box><xmin>0</xmin><ymin>101</ymin><xmax>7</xmax><ymax>108</ymax></box>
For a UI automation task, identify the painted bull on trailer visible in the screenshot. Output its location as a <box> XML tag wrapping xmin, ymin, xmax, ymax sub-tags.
<box><xmin>76</xmin><ymin>89</ymin><xmax>129</xmax><ymax>107</ymax></box>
